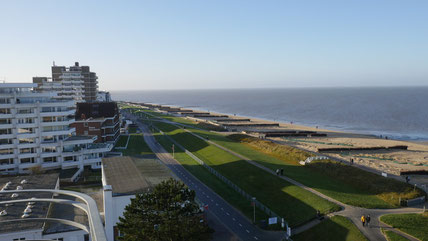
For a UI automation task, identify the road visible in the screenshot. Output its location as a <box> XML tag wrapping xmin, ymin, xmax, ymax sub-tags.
<box><xmin>151</xmin><ymin>116</ymin><xmax>425</xmax><ymax>241</ymax></box>
<box><xmin>129</xmin><ymin>114</ymin><xmax>285</xmax><ymax>241</ymax></box>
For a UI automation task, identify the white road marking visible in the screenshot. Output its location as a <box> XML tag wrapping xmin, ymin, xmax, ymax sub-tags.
<box><xmin>226</xmin><ymin>212</ymin><xmax>230</xmax><ymax>216</ymax></box>
<box><xmin>232</xmin><ymin>218</ymin><xmax>236</xmax><ymax>221</ymax></box>
<box><xmin>239</xmin><ymin>223</ymin><xmax>242</xmax><ymax>227</ymax></box>
<box><xmin>254</xmin><ymin>237</ymin><xmax>258</xmax><ymax>240</ymax></box>
<box><xmin>246</xmin><ymin>230</ymin><xmax>250</xmax><ymax>233</ymax></box>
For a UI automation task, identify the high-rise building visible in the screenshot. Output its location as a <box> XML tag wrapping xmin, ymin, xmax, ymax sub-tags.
<box><xmin>52</xmin><ymin>62</ymin><xmax>98</xmax><ymax>102</ymax></box>
<box><xmin>0</xmin><ymin>83</ymin><xmax>112</xmax><ymax>174</ymax></box>
<box><xmin>34</xmin><ymin>62</ymin><xmax>98</xmax><ymax>103</ymax></box>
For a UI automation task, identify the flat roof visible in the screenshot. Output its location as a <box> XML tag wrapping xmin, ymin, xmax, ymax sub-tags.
<box><xmin>102</xmin><ymin>156</ymin><xmax>172</xmax><ymax>196</ymax></box>
<box><xmin>0</xmin><ymin>173</ymin><xmax>59</xmax><ymax>234</ymax></box>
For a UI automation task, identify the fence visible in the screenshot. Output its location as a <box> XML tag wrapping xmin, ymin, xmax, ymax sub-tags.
<box><xmin>406</xmin><ymin>196</ymin><xmax>426</xmax><ymax>206</ymax></box>
<box><xmin>151</xmin><ymin>122</ymin><xmax>288</xmax><ymax>228</ymax></box>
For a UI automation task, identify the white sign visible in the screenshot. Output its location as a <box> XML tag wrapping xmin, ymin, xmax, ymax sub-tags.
<box><xmin>382</xmin><ymin>172</ymin><xmax>388</xmax><ymax>177</ymax></box>
<box><xmin>268</xmin><ymin>217</ymin><xmax>277</xmax><ymax>225</ymax></box>
<box><xmin>287</xmin><ymin>227</ymin><xmax>291</xmax><ymax>237</ymax></box>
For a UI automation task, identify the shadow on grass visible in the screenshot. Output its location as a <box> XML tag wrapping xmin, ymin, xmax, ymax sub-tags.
<box><xmin>293</xmin><ymin>216</ymin><xmax>368</xmax><ymax>241</ymax></box>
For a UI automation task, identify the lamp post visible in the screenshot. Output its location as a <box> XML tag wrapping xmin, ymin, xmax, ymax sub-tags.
<box><xmin>252</xmin><ymin>197</ymin><xmax>256</xmax><ymax>224</ymax></box>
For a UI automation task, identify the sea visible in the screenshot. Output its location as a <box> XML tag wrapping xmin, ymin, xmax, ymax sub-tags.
<box><xmin>111</xmin><ymin>87</ymin><xmax>428</xmax><ymax>141</ymax></box>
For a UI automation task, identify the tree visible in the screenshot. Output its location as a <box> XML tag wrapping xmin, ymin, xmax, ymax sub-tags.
<box><xmin>117</xmin><ymin>178</ymin><xmax>212</xmax><ymax>241</ymax></box>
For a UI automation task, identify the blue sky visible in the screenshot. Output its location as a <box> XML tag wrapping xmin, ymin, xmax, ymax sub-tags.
<box><xmin>0</xmin><ymin>0</ymin><xmax>427</xmax><ymax>90</ymax></box>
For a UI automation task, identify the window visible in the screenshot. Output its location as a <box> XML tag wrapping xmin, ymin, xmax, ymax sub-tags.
<box><xmin>0</xmin><ymin>129</ymin><xmax>12</xmax><ymax>135</ymax></box>
<box><xmin>17</xmin><ymin>108</ymin><xmax>33</xmax><ymax>114</ymax></box>
<box><xmin>19</xmin><ymin>148</ymin><xmax>35</xmax><ymax>154</ymax></box>
<box><xmin>84</xmin><ymin>130</ymin><xmax>88</xmax><ymax>135</ymax></box>
<box><xmin>20</xmin><ymin>157</ymin><xmax>35</xmax><ymax>164</ymax></box>
<box><xmin>0</xmin><ymin>108</ymin><xmax>10</xmax><ymax>114</ymax></box>
<box><xmin>13</xmin><ymin>238</ymin><xmax>25</xmax><ymax>241</ymax></box>
<box><xmin>43</xmin><ymin>156</ymin><xmax>57</xmax><ymax>163</ymax></box>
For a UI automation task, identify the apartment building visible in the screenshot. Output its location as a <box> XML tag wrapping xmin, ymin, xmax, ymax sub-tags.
<box><xmin>52</xmin><ymin>62</ymin><xmax>98</xmax><ymax>102</ymax></box>
<box><xmin>33</xmin><ymin>62</ymin><xmax>98</xmax><ymax>102</ymax></box>
<box><xmin>71</xmin><ymin>102</ymin><xmax>120</xmax><ymax>144</ymax></box>
<box><xmin>0</xmin><ymin>83</ymin><xmax>112</xmax><ymax>174</ymax></box>
<box><xmin>33</xmin><ymin>76</ymin><xmax>84</xmax><ymax>102</ymax></box>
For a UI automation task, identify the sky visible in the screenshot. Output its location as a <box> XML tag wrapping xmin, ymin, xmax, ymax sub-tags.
<box><xmin>0</xmin><ymin>0</ymin><xmax>427</xmax><ymax>90</ymax></box>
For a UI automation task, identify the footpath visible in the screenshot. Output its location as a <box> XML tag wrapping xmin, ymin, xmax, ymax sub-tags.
<box><xmin>136</xmin><ymin>111</ymin><xmax>427</xmax><ymax>241</ymax></box>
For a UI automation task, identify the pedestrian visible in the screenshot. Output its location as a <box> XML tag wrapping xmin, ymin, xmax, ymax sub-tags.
<box><xmin>361</xmin><ymin>215</ymin><xmax>366</xmax><ymax>227</ymax></box>
<box><xmin>280</xmin><ymin>168</ymin><xmax>284</xmax><ymax>176</ymax></box>
<box><xmin>406</xmin><ymin>176</ymin><xmax>410</xmax><ymax>183</ymax></box>
<box><xmin>276</xmin><ymin>169</ymin><xmax>279</xmax><ymax>175</ymax></box>
<box><xmin>366</xmin><ymin>215</ymin><xmax>371</xmax><ymax>227</ymax></box>
<box><xmin>350</xmin><ymin>158</ymin><xmax>354</xmax><ymax>165</ymax></box>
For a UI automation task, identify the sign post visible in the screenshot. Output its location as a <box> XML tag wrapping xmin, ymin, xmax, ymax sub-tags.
<box><xmin>172</xmin><ymin>144</ymin><xmax>175</xmax><ymax>158</ymax></box>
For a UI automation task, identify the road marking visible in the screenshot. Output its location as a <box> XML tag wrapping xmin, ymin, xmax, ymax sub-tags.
<box><xmin>239</xmin><ymin>223</ymin><xmax>242</xmax><ymax>227</ymax></box>
<box><xmin>246</xmin><ymin>230</ymin><xmax>250</xmax><ymax>233</ymax></box>
<box><xmin>216</xmin><ymin>203</ymin><xmax>219</xmax><ymax>206</ymax></box>
<box><xmin>254</xmin><ymin>237</ymin><xmax>258</xmax><ymax>240</ymax></box>
<box><xmin>232</xmin><ymin>218</ymin><xmax>236</xmax><ymax>221</ymax></box>
<box><xmin>211</xmin><ymin>199</ymin><xmax>214</xmax><ymax>202</ymax></box>
<box><xmin>226</xmin><ymin>212</ymin><xmax>230</xmax><ymax>216</ymax></box>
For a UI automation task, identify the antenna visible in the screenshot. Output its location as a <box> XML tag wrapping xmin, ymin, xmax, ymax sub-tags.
<box><xmin>53</xmin><ymin>61</ymin><xmax>56</xmax><ymax>66</ymax></box>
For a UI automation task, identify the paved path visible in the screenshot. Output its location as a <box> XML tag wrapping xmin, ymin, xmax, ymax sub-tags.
<box><xmin>128</xmin><ymin>113</ymin><xmax>285</xmax><ymax>241</ymax></box>
<box><xmin>155</xmin><ymin>118</ymin><xmax>426</xmax><ymax>241</ymax></box>
<box><xmin>132</xmin><ymin>111</ymin><xmax>426</xmax><ymax>241</ymax></box>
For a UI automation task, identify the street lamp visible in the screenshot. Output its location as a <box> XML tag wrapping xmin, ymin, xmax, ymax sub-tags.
<box><xmin>252</xmin><ymin>197</ymin><xmax>256</xmax><ymax>223</ymax></box>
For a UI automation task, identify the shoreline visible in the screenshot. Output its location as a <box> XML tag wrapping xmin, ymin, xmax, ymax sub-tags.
<box><xmin>126</xmin><ymin>101</ymin><xmax>428</xmax><ymax>178</ymax></box>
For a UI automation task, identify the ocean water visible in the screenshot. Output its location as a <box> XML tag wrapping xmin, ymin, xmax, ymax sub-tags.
<box><xmin>111</xmin><ymin>87</ymin><xmax>428</xmax><ymax>140</ymax></box>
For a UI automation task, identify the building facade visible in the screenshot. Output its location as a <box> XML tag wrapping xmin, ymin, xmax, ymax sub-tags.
<box><xmin>71</xmin><ymin>102</ymin><xmax>120</xmax><ymax>144</ymax></box>
<box><xmin>0</xmin><ymin>83</ymin><xmax>112</xmax><ymax>174</ymax></box>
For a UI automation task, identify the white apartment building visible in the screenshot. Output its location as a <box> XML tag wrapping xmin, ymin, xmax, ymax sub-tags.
<box><xmin>0</xmin><ymin>83</ymin><xmax>112</xmax><ymax>174</ymax></box>
<box><xmin>33</xmin><ymin>76</ymin><xmax>84</xmax><ymax>102</ymax></box>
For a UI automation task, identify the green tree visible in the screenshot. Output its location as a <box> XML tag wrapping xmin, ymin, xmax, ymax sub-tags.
<box><xmin>117</xmin><ymin>178</ymin><xmax>212</xmax><ymax>241</ymax></box>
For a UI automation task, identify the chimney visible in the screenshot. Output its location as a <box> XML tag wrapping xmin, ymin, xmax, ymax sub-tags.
<box><xmin>75</xmin><ymin>62</ymin><xmax>79</xmax><ymax>67</ymax></box>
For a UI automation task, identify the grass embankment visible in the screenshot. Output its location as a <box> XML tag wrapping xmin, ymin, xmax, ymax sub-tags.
<box><xmin>380</xmin><ymin>212</ymin><xmax>428</xmax><ymax>241</ymax></box>
<box><xmin>152</xmin><ymin>121</ymin><xmax>340</xmax><ymax>227</ymax></box>
<box><xmin>115</xmin><ymin>134</ymin><xmax>152</xmax><ymax>156</ymax></box>
<box><xmin>152</xmin><ymin>131</ymin><xmax>271</xmax><ymax>226</ymax></box>
<box><xmin>136</xmin><ymin>108</ymin><xmax>225</xmax><ymax>131</ymax></box>
<box><xmin>293</xmin><ymin>216</ymin><xmax>368</xmax><ymax>241</ymax></box>
<box><xmin>383</xmin><ymin>230</ymin><xmax>410</xmax><ymax>241</ymax></box>
<box><xmin>188</xmin><ymin>130</ymin><xmax>423</xmax><ymax>208</ymax></box>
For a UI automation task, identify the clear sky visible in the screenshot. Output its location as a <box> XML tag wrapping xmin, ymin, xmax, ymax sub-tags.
<box><xmin>0</xmin><ymin>0</ymin><xmax>427</xmax><ymax>90</ymax></box>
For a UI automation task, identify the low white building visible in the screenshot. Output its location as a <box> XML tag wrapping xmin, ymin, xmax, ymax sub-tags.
<box><xmin>0</xmin><ymin>174</ymin><xmax>90</xmax><ymax>241</ymax></box>
<box><xmin>101</xmin><ymin>156</ymin><xmax>172</xmax><ymax>241</ymax></box>
<box><xmin>0</xmin><ymin>83</ymin><xmax>112</xmax><ymax>174</ymax></box>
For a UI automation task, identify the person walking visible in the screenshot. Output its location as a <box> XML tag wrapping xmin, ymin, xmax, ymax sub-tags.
<box><xmin>366</xmin><ymin>215</ymin><xmax>371</xmax><ymax>227</ymax></box>
<box><xmin>280</xmin><ymin>168</ymin><xmax>284</xmax><ymax>176</ymax></box>
<box><xmin>361</xmin><ymin>215</ymin><xmax>366</xmax><ymax>227</ymax></box>
<box><xmin>276</xmin><ymin>169</ymin><xmax>279</xmax><ymax>175</ymax></box>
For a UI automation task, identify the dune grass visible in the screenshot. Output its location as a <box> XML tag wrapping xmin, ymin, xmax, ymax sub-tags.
<box><xmin>189</xmin><ymin>130</ymin><xmax>423</xmax><ymax>208</ymax></box>
<box><xmin>380</xmin><ymin>212</ymin><xmax>428</xmax><ymax>241</ymax></box>
<box><xmin>152</xmin><ymin>121</ymin><xmax>340</xmax><ymax>227</ymax></box>
<box><xmin>293</xmin><ymin>216</ymin><xmax>368</xmax><ymax>241</ymax></box>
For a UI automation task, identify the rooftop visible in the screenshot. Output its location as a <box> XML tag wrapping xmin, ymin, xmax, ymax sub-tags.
<box><xmin>0</xmin><ymin>173</ymin><xmax>59</xmax><ymax>234</ymax></box>
<box><xmin>102</xmin><ymin>156</ymin><xmax>172</xmax><ymax>196</ymax></box>
<box><xmin>0</xmin><ymin>83</ymin><xmax>37</xmax><ymax>88</ymax></box>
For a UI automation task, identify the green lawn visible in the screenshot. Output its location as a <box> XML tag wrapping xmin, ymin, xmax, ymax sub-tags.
<box><xmin>293</xmin><ymin>216</ymin><xmax>368</xmax><ymax>241</ymax></box>
<box><xmin>116</xmin><ymin>134</ymin><xmax>153</xmax><ymax>156</ymax></box>
<box><xmin>129</xmin><ymin>107</ymin><xmax>424</xmax><ymax>209</ymax></box>
<box><xmin>114</xmin><ymin>135</ymin><xmax>129</xmax><ymax>148</ymax></box>
<box><xmin>184</xmin><ymin>128</ymin><xmax>423</xmax><ymax>208</ymax></box>
<box><xmin>380</xmin><ymin>212</ymin><xmax>428</xmax><ymax>241</ymax></box>
<box><xmin>383</xmin><ymin>230</ymin><xmax>410</xmax><ymax>241</ymax></box>
<box><xmin>153</xmin><ymin>132</ymin><xmax>272</xmax><ymax>227</ymax></box>
<box><xmin>152</xmin><ymin>121</ymin><xmax>340</xmax><ymax>227</ymax></box>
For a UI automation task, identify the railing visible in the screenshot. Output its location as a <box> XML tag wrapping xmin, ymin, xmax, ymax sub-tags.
<box><xmin>0</xmin><ymin>189</ymin><xmax>107</xmax><ymax>241</ymax></box>
<box><xmin>153</xmin><ymin>124</ymin><xmax>287</xmax><ymax>227</ymax></box>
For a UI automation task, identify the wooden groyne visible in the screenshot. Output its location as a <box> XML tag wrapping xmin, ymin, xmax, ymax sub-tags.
<box><xmin>318</xmin><ymin>145</ymin><xmax>408</xmax><ymax>152</ymax></box>
<box><xmin>216</xmin><ymin>119</ymin><xmax>251</xmax><ymax>122</ymax></box>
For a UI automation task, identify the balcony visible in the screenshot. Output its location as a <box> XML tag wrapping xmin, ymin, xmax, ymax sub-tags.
<box><xmin>18</xmin><ymin>153</ymin><xmax>37</xmax><ymax>159</ymax></box>
<box><xmin>62</xmin><ymin>161</ymin><xmax>80</xmax><ymax>168</ymax></box>
<box><xmin>41</xmin><ymin>128</ymin><xmax>75</xmax><ymax>137</ymax></box>
<box><xmin>0</xmin><ymin>113</ymin><xmax>13</xmax><ymax>119</ymax></box>
<box><xmin>16</xmin><ymin>122</ymin><xmax>37</xmax><ymax>128</ymax></box>
<box><xmin>40</xmin><ymin>152</ymin><xmax>59</xmax><ymax>158</ymax></box>
<box><xmin>17</xmin><ymin>142</ymin><xmax>37</xmax><ymax>149</ymax></box>
<box><xmin>40</xmin><ymin>119</ymin><xmax>74</xmax><ymax>127</ymax></box>
<box><xmin>0</xmin><ymin>123</ymin><xmax>13</xmax><ymax>129</ymax></box>
<box><xmin>16</xmin><ymin>132</ymin><xmax>37</xmax><ymax>139</ymax></box>
<box><xmin>0</xmin><ymin>143</ymin><xmax>14</xmax><ymax>149</ymax></box>
<box><xmin>0</xmin><ymin>133</ymin><xmax>14</xmax><ymax>139</ymax></box>
<box><xmin>0</xmin><ymin>153</ymin><xmax>15</xmax><ymax>159</ymax></box>
<box><xmin>15</xmin><ymin>112</ymin><xmax>37</xmax><ymax>118</ymax></box>
<box><xmin>41</xmin><ymin>162</ymin><xmax>61</xmax><ymax>169</ymax></box>
<box><xmin>40</xmin><ymin>109</ymin><xmax>75</xmax><ymax>117</ymax></box>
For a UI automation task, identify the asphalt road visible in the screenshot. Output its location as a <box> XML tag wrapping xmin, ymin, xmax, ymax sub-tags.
<box><xmin>129</xmin><ymin>114</ymin><xmax>284</xmax><ymax>241</ymax></box>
